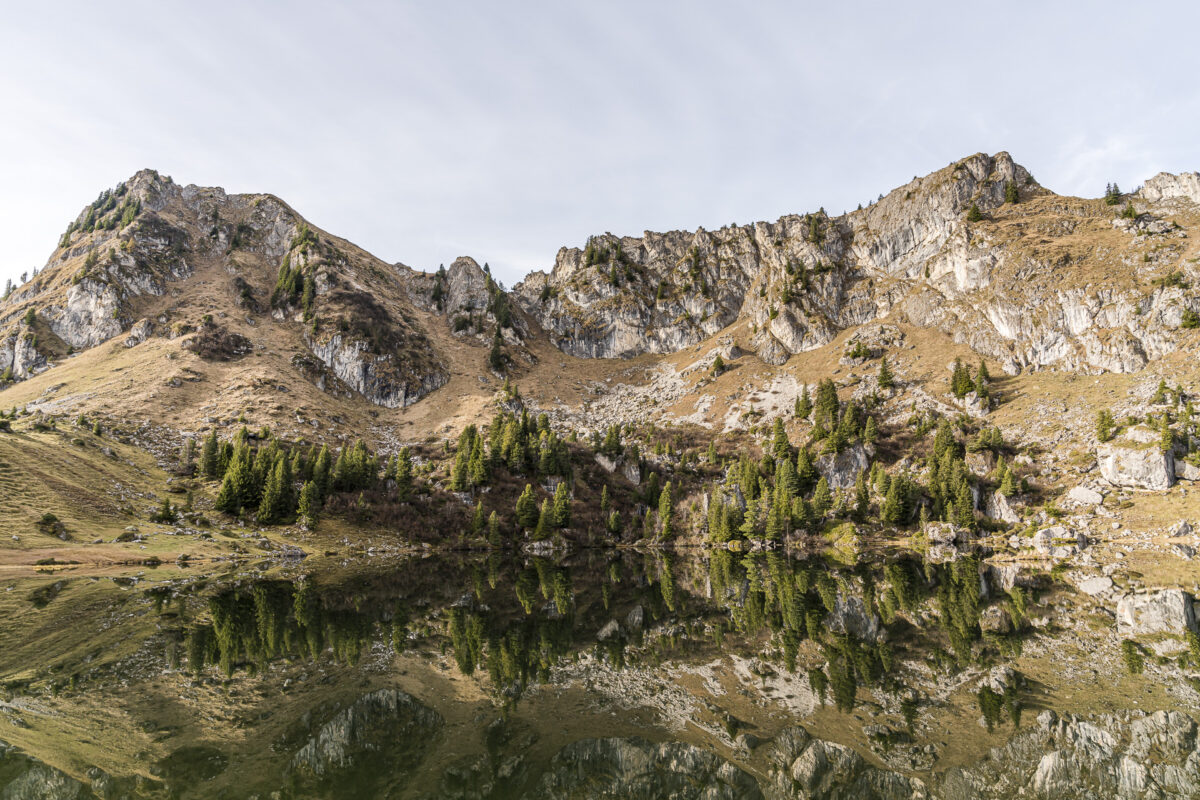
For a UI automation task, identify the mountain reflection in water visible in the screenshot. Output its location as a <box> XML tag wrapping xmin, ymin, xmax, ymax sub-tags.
<box><xmin>0</xmin><ymin>546</ymin><xmax>1198</xmax><ymax>799</ymax></box>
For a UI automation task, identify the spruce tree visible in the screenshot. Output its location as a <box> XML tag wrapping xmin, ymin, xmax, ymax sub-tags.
<box><xmin>534</xmin><ymin>498</ymin><xmax>554</xmax><ymax>540</ymax></box>
<box><xmin>515</xmin><ymin>484</ymin><xmax>539</xmax><ymax>529</ymax></box>
<box><xmin>199</xmin><ymin>430</ymin><xmax>221</xmax><ymax>479</ymax></box>
<box><xmin>297</xmin><ymin>480</ymin><xmax>320</xmax><ymax>527</ymax></box>
<box><xmin>553</xmin><ymin>481</ymin><xmax>571</xmax><ymax>528</ymax></box>
<box><xmin>468</xmin><ymin>436</ymin><xmax>488</xmax><ymax>487</ymax></box>
<box><xmin>854</xmin><ymin>470</ymin><xmax>869</xmax><ymax>520</ymax></box>
<box><xmin>998</xmin><ymin>466</ymin><xmax>1016</xmax><ymax>497</ymax></box>
<box><xmin>658</xmin><ymin>481</ymin><xmax>674</xmax><ymax>539</ymax></box>
<box><xmin>881</xmin><ymin>478</ymin><xmax>903</xmax><ymax>525</ymax></box>
<box><xmin>395</xmin><ymin>447</ymin><xmax>413</xmax><ymax>501</ymax></box>
<box><xmin>215</xmin><ymin>447</ymin><xmax>254</xmax><ymax>514</ymax></box>
<box><xmin>471</xmin><ymin>501</ymin><xmax>486</xmax><ymax>535</ymax></box>
<box><xmin>863</xmin><ymin>416</ymin><xmax>878</xmax><ymax>445</ymax></box>
<box><xmin>877</xmin><ymin>357</ymin><xmax>894</xmax><ymax>390</ymax></box>
<box><xmin>1004</xmin><ymin>181</ymin><xmax>1019</xmax><ymax>204</ymax></box>
<box><xmin>795</xmin><ymin>385</ymin><xmax>813</xmax><ymax>419</ymax></box>
<box><xmin>771</xmin><ymin>418</ymin><xmax>791</xmax><ymax>460</ymax></box>
<box><xmin>812</xmin><ymin>477</ymin><xmax>832</xmax><ymax>519</ymax></box>
<box><xmin>1160</xmin><ymin>414</ymin><xmax>1174</xmax><ymax>454</ymax></box>
<box><xmin>953</xmin><ymin>481</ymin><xmax>975</xmax><ymax>529</ymax></box>
<box><xmin>313</xmin><ymin>445</ymin><xmax>332</xmax><ymax>498</ymax></box>
<box><xmin>257</xmin><ymin>455</ymin><xmax>293</xmax><ymax>524</ymax></box>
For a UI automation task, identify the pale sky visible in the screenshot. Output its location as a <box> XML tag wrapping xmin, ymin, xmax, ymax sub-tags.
<box><xmin>1</xmin><ymin>1</ymin><xmax>1197</xmax><ymax>289</ymax></box>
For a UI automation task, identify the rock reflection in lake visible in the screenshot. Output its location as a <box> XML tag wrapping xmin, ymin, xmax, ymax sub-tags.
<box><xmin>1</xmin><ymin>545</ymin><xmax>1199</xmax><ymax>799</ymax></box>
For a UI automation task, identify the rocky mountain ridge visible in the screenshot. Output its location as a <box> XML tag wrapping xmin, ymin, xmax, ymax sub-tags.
<box><xmin>515</xmin><ymin>152</ymin><xmax>1200</xmax><ymax>376</ymax></box>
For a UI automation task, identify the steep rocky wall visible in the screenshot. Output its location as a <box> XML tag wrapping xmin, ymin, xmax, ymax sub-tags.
<box><xmin>516</xmin><ymin>152</ymin><xmax>1197</xmax><ymax>375</ymax></box>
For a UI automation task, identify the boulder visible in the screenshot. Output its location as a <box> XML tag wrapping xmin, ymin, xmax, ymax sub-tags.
<box><xmin>1097</xmin><ymin>443</ymin><xmax>1174</xmax><ymax>490</ymax></box>
<box><xmin>1065</xmin><ymin>485</ymin><xmax>1104</xmax><ymax>506</ymax></box>
<box><xmin>1076</xmin><ymin>576</ymin><xmax>1114</xmax><ymax>597</ymax></box>
<box><xmin>1177</xmin><ymin>460</ymin><xmax>1200</xmax><ymax>481</ymax></box>
<box><xmin>1116</xmin><ymin>589</ymin><xmax>1197</xmax><ymax>635</ymax></box>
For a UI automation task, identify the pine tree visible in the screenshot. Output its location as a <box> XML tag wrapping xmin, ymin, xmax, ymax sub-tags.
<box><xmin>487</xmin><ymin>511</ymin><xmax>501</xmax><ymax>543</ymax></box>
<box><xmin>658</xmin><ymin>481</ymin><xmax>674</xmax><ymax>539</ymax></box>
<box><xmin>771</xmin><ymin>418</ymin><xmax>790</xmax><ymax>460</ymax></box>
<box><xmin>534</xmin><ymin>498</ymin><xmax>554</xmax><ymax>540</ymax></box>
<box><xmin>1004</xmin><ymin>181</ymin><xmax>1019</xmax><ymax>204</ymax></box>
<box><xmin>795</xmin><ymin>385</ymin><xmax>813</xmax><ymax>419</ymax></box>
<box><xmin>1160</xmin><ymin>413</ymin><xmax>1174</xmax><ymax>454</ymax></box>
<box><xmin>468</xmin><ymin>436</ymin><xmax>488</xmax><ymax>487</ymax></box>
<box><xmin>394</xmin><ymin>447</ymin><xmax>413</xmax><ymax>501</ymax></box>
<box><xmin>199</xmin><ymin>430</ymin><xmax>220</xmax><ymax>479</ymax></box>
<box><xmin>706</xmin><ymin>440</ymin><xmax>718</xmax><ymax>463</ymax></box>
<box><xmin>998</xmin><ymin>466</ymin><xmax>1016</xmax><ymax>497</ymax></box>
<box><xmin>297</xmin><ymin>480</ymin><xmax>320</xmax><ymax>527</ymax></box>
<box><xmin>796</xmin><ymin>447</ymin><xmax>818</xmax><ymax>492</ymax></box>
<box><xmin>215</xmin><ymin>447</ymin><xmax>255</xmax><ymax>515</ymax></box>
<box><xmin>488</xmin><ymin>330</ymin><xmax>505</xmax><ymax>372</ymax></box>
<box><xmin>471</xmin><ymin>501</ymin><xmax>486</xmax><ymax>535</ymax></box>
<box><xmin>812</xmin><ymin>477</ymin><xmax>832</xmax><ymax>519</ymax></box>
<box><xmin>711</xmin><ymin>354</ymin><xmax>725</xmax><ymax>375</ymax></box>
<box><xmin>257</xmin><ymin>455</ymin><xmax>294</xmax><ymax>524</ymax></box>
<box><xmin>854</xmin><ymin>470</ymin><xmax>869</xmax><ymax>520</ymax></box>
<box><xmin>863</xmin><ymin>416</ymin><xmax>878</xmax><ymax>445</ymax></box>
<box><xmin>553</xmin><ymin>481</ymin><xmax>571</xmax><ymax>528</ymax></box>
<box><xmin>312</xmin><ymin>445</ymin><xmax>332</xmax><ymax>498</ymax></box>
<box><xmin>950</xmin><ymin>357</ymin><xmax>973</xmax><ymax>398</ymax></box>
<box><xmin>1152</xmin><ymin>379</ymin><xmax>1169</xmax><ymax>405</ymax></box>
<box><xmin>881</xmin><ymin>477</ymin><xmax>904</xmax><ymax>525</ymax></box>
<box><xmin>953</xmin><ymin>481</ymin><xmax>975</xmax><ymax>530</ymax></box>
<box><xmin>877</xmin><ymin>357</ymin><xmax>894</xmax><ymax>390</ymax></box>
<box><xmin>815</xmin><ymin>379</ymin><xmax>839</xmax><ymax>426</ymax></box>
<box><xmin>600</xmin><ymin>485</ymin><xmax>611</xmax><ymax>518</ymax></box>
<box><xmin>966</xmin><ymin>203</ymin><xmax>983</xmax><ymax>222</ymax></box>
<box><xmin>515</xmin><ymin>484</ymin><xmax>539</xmax><ymax>529</ymax></box>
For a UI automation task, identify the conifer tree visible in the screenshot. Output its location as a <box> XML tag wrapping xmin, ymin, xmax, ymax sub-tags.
<box><xmin>881</xmin><ymin>477</ymin><xmax>904</xmax><ymax>525</ymax></box>
<box><xmin>796</xmin><ymin>447</ymin><xmax>818</xmax><ymax>493</ymax></box>
<box><xmin>394</xmin><ymin>446</ymin><xmax>413</xmax><ymax>501</ymax></box>
<box><xmin>953</xmin><ymin>481</ymin><xmax>975</xmax><ymax>529</ymax></box>
<box><xmin>534</xmin><ymin>498</ymin><xmax>554</xmax><ymax>540</ymax></box>
<box><xmin>313</xmin><ymin>444</ymin><xmax>332</xmax><ymax>498</ymax></box>
<box><xmin>468</xmin><ymin>436</ymin><xmax>488</xmax><ymax>487</ymax></box>
<box><xmin>553</xmin><ymin>481</ymin><xmax>571</xmax><ymax>528</ymax></box>
<box><xmin>199</xmin><ymin>430</ymin><xmax>221</xmax><ymax>479</ymax></box>
<box><xmin>297</xmin><ymin>480</ymin><xmax>320</xmax><ymax>528</ymax></box>
<box><xmin>487</xmin><ymin>511</ymin><xmax>501</xmax><ymax>543</ymax></box>
<box><xmin>863</xmin><ymin>416</ymin><xmax>878</xmax><ymax>445</ymax></box>
<box><xmin>854</xmin><ymin>470</ymin><xmax>870</xmax><ymax>520</ymax></box>
<box><xmin>1095</xmin><ymin>410</ymin><xmax>1116</xmax><ymax>443</ymax></box>
<box><xmin>515</xmin><ymin>484</ymin><xmax>539</xmax><ymax>529</ymax></box>
<box><xmin>998</xmin><ymin>466</ymin><xmax>1016</xmax><ymax>497</ymax></box>
<box><xmin>599</xmin><ymin>485</ymin><xmax>611</xmax><ymax>519</ymax></box>
<box><xmin>812</xmin><ymin>477</ymin><xmax>832</xmax><ymax>519</ymax></box>
<box><xmin>1160</xmin><ymin>413</ymin><xmax>1174</xmax><ymax>454</ymax></box>
<box><xmin>215</xmin><ymin>446</ymin><xmax>255</xmax><ymax>515</ymax></box>
<box><xmin>795</xmin><ymin>385</ymin><xmax>813</xmax><ymax>419</ymax></box>
<box><xmin>658</xmin><ymin>481</ymin><xmax>674</xmax><ymax>539</ymax></box>
<box><xmin>877</xmin><ymin>357</ymin><xmax>894</xmax><ymax>390</ymax></box>
<box><xmin>771</xmin><ymin>418</ymin><xmax>790</xmax><ymax>460</ymax></box>
<box><xmin>950</xmin><ymin>358</ymin><xmax>973</xmax><ymax>398</ymax></box>
<box><xmin>257</xmin><ymin>454</ymin><xmax>294</xmax><ymax>524</ymax></box>
<box><xmin>471</xmin><ymin>500</ymin><xmax>486</xmax><ymax>535</ymax></box>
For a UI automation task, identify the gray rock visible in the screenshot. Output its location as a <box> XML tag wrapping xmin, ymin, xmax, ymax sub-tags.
<box><xmin>1097</xmin><ymin>443</ymin><xmax>1175</xmax><ymax>490</ymax></box>
<box><xmin>1116</xmin><ymin>589</ymin><xmax>1197</xmax><ymax>635</ymax></box>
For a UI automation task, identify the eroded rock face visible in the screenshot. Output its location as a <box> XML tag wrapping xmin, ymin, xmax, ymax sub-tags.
<box><xmin>533</xmin><ymin>737</ymin><xmax>763</xmax><ymax>800</ymax></box>
<box><xmin>0</xmin><ymin>329</ymin><xmax>47</xmax><ymax>380</ymax></box>
<box><xmin>305</xmin><ymin>332</ymin><xmax>448</xmax><ymax>408</ymax></box>
<box><xmin>816</xmin><ymin>443</ymin><xmax>871</xmax><ymax>490</ymax></box>
<box><xmin>289</xmin><ymin>688</ymin><xmax>442</xmax><ymax>795</ymax></box>
<box><xmin>1116</xmin><ymin>589</ymin><xmax>1197</xmax><ymax>635</ymax></box>
<box><xmin>765</xmin><ymin>726</ymin><xmax>925</xmax><ymax>800</ymax></box>
<box><xmin>1097</xmin><ymin>443</ymin><xmax>1175</xmax><ymax>490</ymax></box>
<box><xmin>1140</xmin><ymin>172</ymin><xmax>1200</xmax><ymax>205</ymax></box>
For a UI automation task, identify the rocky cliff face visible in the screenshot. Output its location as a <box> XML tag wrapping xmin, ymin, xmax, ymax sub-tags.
<box><xmin>515</xmin><ymin>152</ymin><xmax>1200</xmax><ymax>375</ymax></box>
